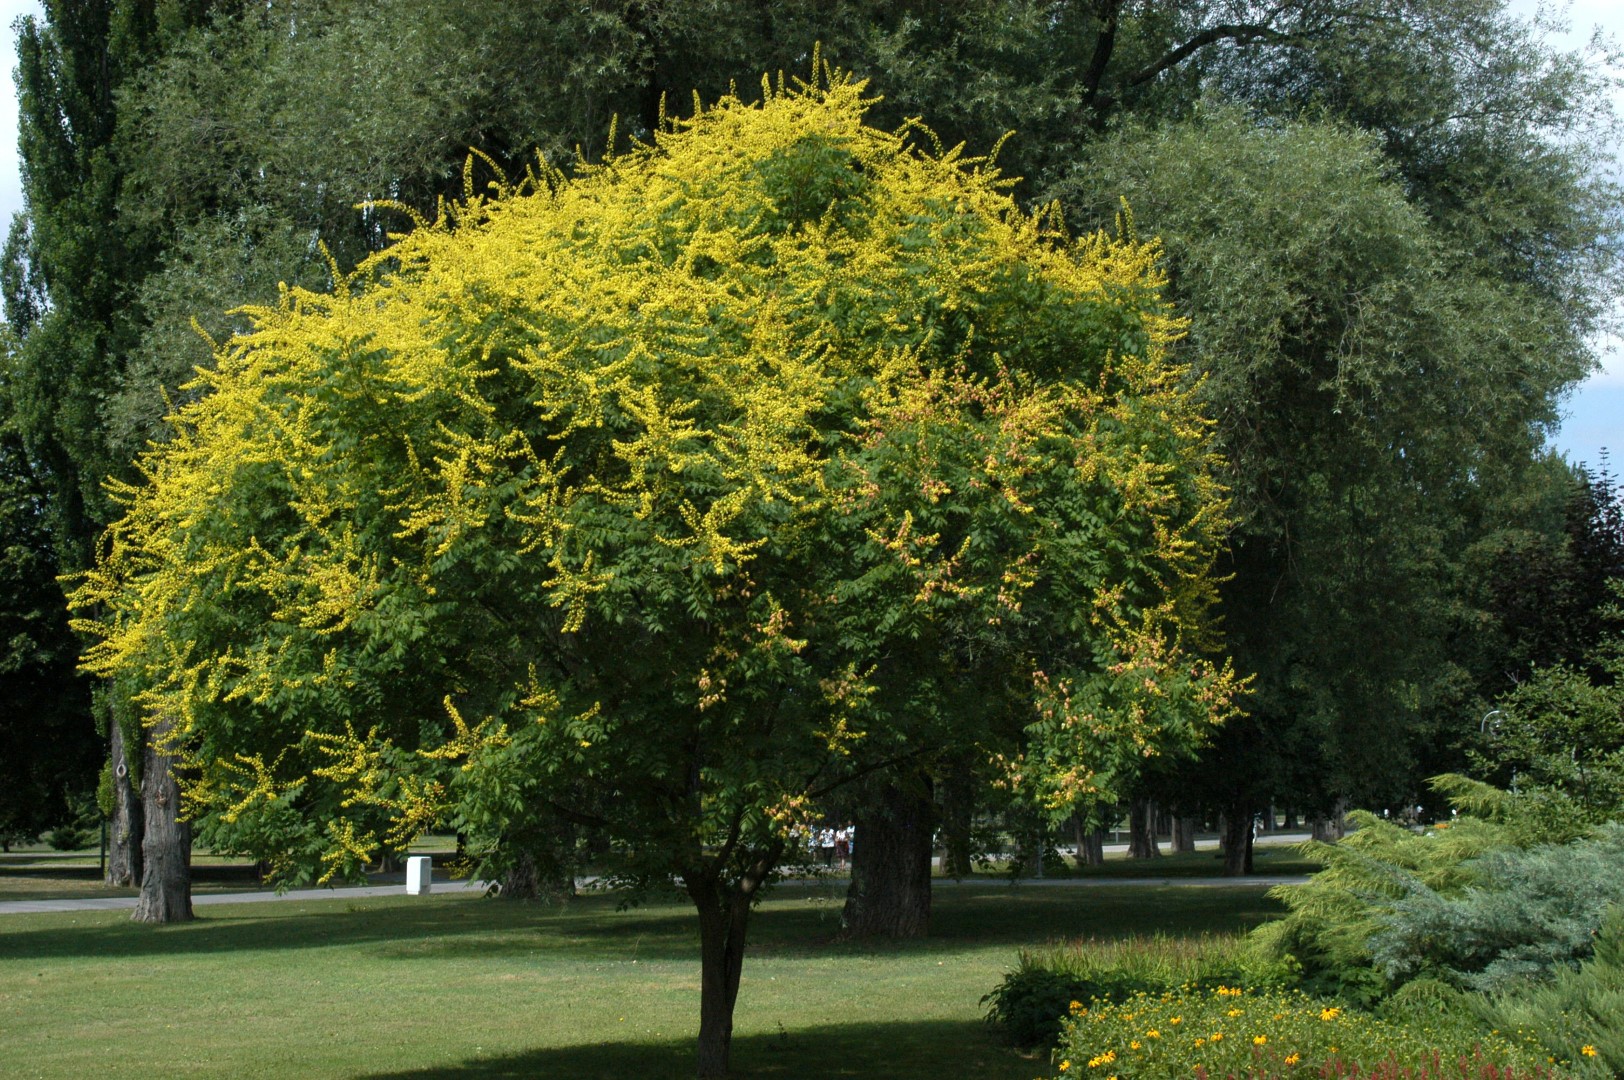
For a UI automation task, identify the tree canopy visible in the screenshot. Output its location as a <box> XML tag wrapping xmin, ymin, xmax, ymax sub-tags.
<box><xmin>70</xmin><ymin>72</ymin><xmax>1238</xmax><ymax>1073</ymax></box>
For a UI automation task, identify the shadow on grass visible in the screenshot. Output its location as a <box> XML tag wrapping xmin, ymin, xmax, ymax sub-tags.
<box><xmin>0</xmin><ymin>863</ymin><xmax>260</xmax><ymax>883</ymax></box>
<box><xmin>0</xmin><ymin>882</ymin><xmax>1285</xmax><ymax>965</ymax></box>
<box><xmin>358</xmin><ymin>1018</ymin><xmax>1041</xmax><ymax>1080</ymax></box>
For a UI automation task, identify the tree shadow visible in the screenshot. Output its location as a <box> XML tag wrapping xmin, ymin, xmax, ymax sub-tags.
<box><xmin>357</xmin><ymin>1018</ymin><xmax>1041</xmax><ymax>1080</ymax></box>
<box><xmin>0</xmin><ymin>881</ymin><xmax>1284</xmax><ymax>964</ymax></box>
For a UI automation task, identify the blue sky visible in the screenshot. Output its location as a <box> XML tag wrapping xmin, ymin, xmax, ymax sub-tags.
<box><xmin>0</xmin><ymin>0</ymin><xmax>1617</xmax><ymax>471</ymax></box>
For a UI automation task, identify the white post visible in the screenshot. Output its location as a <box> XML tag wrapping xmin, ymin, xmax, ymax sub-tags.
<box><xmin>405</xmin><ymin>855</ymin><xmax>433</xmax><ymax>895</ymax></box>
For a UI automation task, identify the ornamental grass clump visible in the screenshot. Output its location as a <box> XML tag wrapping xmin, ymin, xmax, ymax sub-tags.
<box><xmin>1047</xmin><ymin>986</ymin><xmax>1565</xmax><ymax>1079</ymax></box>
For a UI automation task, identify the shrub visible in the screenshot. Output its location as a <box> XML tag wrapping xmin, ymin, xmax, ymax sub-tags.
<box><xmin>1251</xmin><ymin>804</ymin><xmax>1511</xmax><ymax>1004</ymax></box>
<box><xmin>1371</xmin><ymin>823</ymin><xmax>1624</xmax><ymax>992</ymax></box>
<box><xmin>1046</xmin><ymin>986</ymin><xmax>1567</xmax><ymax>1079</ymax></box>
<box><xmin>1480</xmin><ymin>904</ymin><xmax>1624</xmax><ymax>1078</ymax></box>
<box><xmin>44</xmin><ymin>824</ymin><xmax>93</xmax><ymax>851</ymax></box>
<box><xmin>983</xmin><ymin>967</ymin><xmax>1132</xmax><ymax>1048</ymax></box>
<box><xmin>1255</xmin><ymin>787</ymin><xmax>1624</xmax><ymax>1002</ymax></box>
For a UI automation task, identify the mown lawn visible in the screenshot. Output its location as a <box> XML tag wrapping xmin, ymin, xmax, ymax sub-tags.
<box><xmin>0</xmin><ymin>880</ymin><xmax>1285</xmax><ymax>1079</ymax></box>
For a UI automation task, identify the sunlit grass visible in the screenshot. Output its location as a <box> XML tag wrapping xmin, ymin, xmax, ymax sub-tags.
<box><xmin>0</xmin><ymin>880</ymin><xmax>1284</xmax><ymax>1078</ymax></box>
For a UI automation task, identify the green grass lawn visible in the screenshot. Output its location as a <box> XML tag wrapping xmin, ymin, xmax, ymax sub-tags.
<box><xmin>0</xmin><ymin>880</ymin><xmax>1284</xmax><ymax>1079</ymax></box>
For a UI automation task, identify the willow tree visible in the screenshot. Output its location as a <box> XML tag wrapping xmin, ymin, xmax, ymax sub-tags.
<box><xmin>72</xmin><ymin>68</ymin><xmax>1237</xmax><ymax>1076</ymax></box>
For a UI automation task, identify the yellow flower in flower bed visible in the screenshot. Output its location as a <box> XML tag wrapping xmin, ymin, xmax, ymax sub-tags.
<box><xmin>1048</xmin><ymin>986</ymin><xmax>1561</xmax><ymax>1079</ymax></box>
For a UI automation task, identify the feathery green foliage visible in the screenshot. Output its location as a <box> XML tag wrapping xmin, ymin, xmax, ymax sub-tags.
<box><xmin>1481</xmin><ymin>905</ymin><xmax>1624</xmax><ymax>1078</ymax></box>
<box><xmin>1257</xmin><ymin>791</ymin><xmax>1624</xmax><ymax>1002</ymax></box>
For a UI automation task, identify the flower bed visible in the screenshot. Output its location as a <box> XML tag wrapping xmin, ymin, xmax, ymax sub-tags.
<box><xmin>1047</xmin><ymin>986</ymin><xmax>1569</xmax><ymax>1079</ymax></box>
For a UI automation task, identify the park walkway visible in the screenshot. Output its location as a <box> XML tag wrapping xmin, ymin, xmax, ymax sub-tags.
<box><xmin>0</xmin><ymin>871</ymin><xmax>1308</xmax><ymax>916</ymax></box>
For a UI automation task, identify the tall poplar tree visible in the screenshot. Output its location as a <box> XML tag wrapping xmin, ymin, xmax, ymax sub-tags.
<box><xmin>4</xmin><ymin>0</ymin><xmax>224</xmax><ymax>912</ymax></box>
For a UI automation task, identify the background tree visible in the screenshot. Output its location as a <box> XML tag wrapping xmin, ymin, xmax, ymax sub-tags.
<box><xmin>0</xmin><ymin>329</ymin><xmax>97</xmax><ymax>849</ymax></box>
<box><xmin>1048</xmin><ymin>88</ymin><xmax>1615</xmax><ymax>854</ymax></box>
<box><xmin>3</xmin><ymin>0</ymin><xmax>231</xmax><ymax>903</ymax></box>
<box><xmin>71</xmin><ymin>75</ymin><xmax>1238</xmax><ymax>1076</ymax></box>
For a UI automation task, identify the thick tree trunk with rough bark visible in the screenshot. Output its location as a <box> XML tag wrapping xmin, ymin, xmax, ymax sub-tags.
<box><xmin>132</xmin><ymin>720</ymin><xmax>191</xmax><ymax>923</ymax></box>
<box><xmin>1128</xmin><ymin>799</ymin><xmax>1161</xmax><ymax>859</ymax></box>
<box><xmin>1221</xmin><ymin>804</ymin><xmax>1253</xmax><ymax>877</ymax></box>
<box><xmin>841</xmin><ymin>774</ymin><xmax>934</xmax><ymax>939</ymax></box>
<box><xmin>105</xmin><ymin>720</ymin><xmax>142</xmax><ymax>888</ymax></box>
<box><xmin>1171</xmin><ymin>815</ymin><xmax>1198</xmax><ymax>854</ymax></box>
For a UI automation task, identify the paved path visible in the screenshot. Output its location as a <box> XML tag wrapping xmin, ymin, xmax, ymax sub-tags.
<box><xmin>0</xmin><ymin>872</ymin><xmax>1307</xmax><ymax>916</ymax></box>
<box><xmin>0</xmin><ymin>878</ymin><xmax>489</xmax><ymax>916</ymax></box>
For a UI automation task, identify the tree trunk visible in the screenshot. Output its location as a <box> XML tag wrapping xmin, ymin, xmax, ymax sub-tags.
<box><xmin>939</xmin><ymin>758</ymin><xmax>976</xmax><ymax>880</ymax></box>
<box><xmin>1171</xmin><ymin>815</ymin><xmax>1198</xmax><ymax>854</ymax></box>
<box><xmin>685</xmin><ymin>842</ymin><xmax>779</xmax><ymax>1079</ymax></box>
<box><xmin>498</xmin><ymin>827</ymin><xmax>576</xmax><ymax>903</ymax></box>
<box><xmin>841</xmin><ymin>774</ymin><xmax>933</xmax><ymax>939</ymax></box>
<box><xmin>105</xmin><ymin>719</ymin><xmax>142</xmax><ymax>888</ymax></box>
<box><xmin>1128</xmin><ymin>799</ymin><xmax>1161</xmax><ymax>859</ymax></box>
<box><xmin>1311</xmin><ymin>799</ymin><xmax>1349</xmax><ymax>843</ymax></box>
<box><xmin>132</xmin><ymin>719</ymin><xmax>191</xmax><ymax>923</ymax></box>
<box><xmin>1079</xmin><ymin>827</ymin><xmax>1105</xmax><ymax>867</ymax></box>
<box><xmin>1221</xmin><ymin>804</ymin><xmax>1251</xmax><ymax>877</ymax></box>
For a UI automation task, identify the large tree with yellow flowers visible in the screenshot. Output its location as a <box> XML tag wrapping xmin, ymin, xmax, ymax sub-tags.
<box><xmin>72</xmin><ymin>66</ymin><xmax>1238</xmax><ymax>1076</ymax></box>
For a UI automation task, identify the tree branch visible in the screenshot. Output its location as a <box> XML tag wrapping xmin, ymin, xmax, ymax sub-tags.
<box><xmin>1085</xmin><ymin>7</ymin><xmax>1310</xmax><ymax>125</ymax></box>
<box><xmin>1081</xmin><ymin>0</ymin><xmax>1123</xmax><ymax>111</ymax></box>
<box><xmin>804</xmin><ymin>744</ymin><xmax>938</xmax><ymax>802</ymax></box>
<box><xmin>1119</xmin><ymin>22</ymin><xmax>1296</xmax><ymax>95</ymax></box>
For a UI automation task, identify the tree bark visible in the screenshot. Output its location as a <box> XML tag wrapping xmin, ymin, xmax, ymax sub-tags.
<box><xmin>132</xmin><ymin>719</ymin><xmax>191</xmax><ymax>923</ymax></box>
<box><xmin>841</xmin><ymin>774</ymin><xmax>933</xmax><ymax>939</ymax></box>
<box><xmin>1078</xmin><ymin>826</ymin><xmax>1105</xmax><ymax>867</ymax></box>
<box><xmin>939</xmin><ymin>758</ymin><xmax>976</xmax><ymax>880</ymax></box>
<box><xmin>1128</xmin><ymin>799</ymin><xmax>1161</xmax><ymax>859</ymax></box>
<box><xmin>685</xmin><ymin>842</ymin><xmax>779</xmax><ymax>1079</ymax></box>
<box><xmin>1311</xmin><ymin>799</ymin><xmax>1348</xmax><ymax>842</ymax></box>
<box><xmin>1171</xmin><ymin>815</ymin><xmax>1198</xmax><ymax>854</ymax></box>
<box><xmin>105</xmin><ymin>719</ymin><xmax>142</xmax><ymax>888</ymax></box>
<box><xmin>498</xmin><ymin>826</ymin><xmax>576</xmax><ymax>903</ymax></box>
<box><xmin>1221</xmin><ymin>804</ymin><xmax>1252</xmax><ymax>877</ymax></box>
